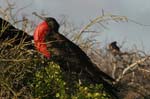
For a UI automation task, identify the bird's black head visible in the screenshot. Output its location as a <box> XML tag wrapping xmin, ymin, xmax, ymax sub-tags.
<box><xmin>45</xmin><ymin>17</ymin><xmax>60</xmax><ymax>33</ymax></box>
<box><xmin>111</xmin><ymin>41</ymin><xmax>117</xmax><ymax>45</ymax></box>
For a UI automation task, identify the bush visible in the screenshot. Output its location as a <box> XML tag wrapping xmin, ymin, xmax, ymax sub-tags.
<box><xmin>30</xmin><ymin>62</ymin><xmax>111</xmax><ymax>99</ymax></box>
<box><xmin>0</xmin><ymin>40</ymin><xmax>111</xmax><ymax>99</ymax></box>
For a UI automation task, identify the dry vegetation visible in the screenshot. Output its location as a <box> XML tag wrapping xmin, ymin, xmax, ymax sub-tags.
<box><xmin>1</xmin><ymin>1</ymin><xmax>150</xmax><ymax>99</ymax></box>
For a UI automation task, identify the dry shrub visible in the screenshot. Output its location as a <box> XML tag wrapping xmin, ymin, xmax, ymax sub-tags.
<box><xmin>1</xmin><ymin>1</ymin><xmax>150</xmax><ymax>99</ymax></box>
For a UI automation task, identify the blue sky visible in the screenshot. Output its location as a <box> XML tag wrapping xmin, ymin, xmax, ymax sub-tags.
<box><xmin>1</xmin><ymin>0</ymin><xmax>150</xmax><ymax>53</ymax></box>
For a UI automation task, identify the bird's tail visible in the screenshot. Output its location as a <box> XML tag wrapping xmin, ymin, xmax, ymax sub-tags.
<box><xmin>102</xmin><ymin>80</ymin><xmax>119</xmax><ymax>99</ymax></box>
<box><xmin>91</xmin><ymin>67</ymin><xmax>119</xmax><ymax>98</ymax></box>
<box><xmin>98</xmin><ymin>70</ymin><xmax>115</xmax><ymax>82</ymax></box>
<box><xmin>92</xmin><ymin>65</ymin><xmax>115</xmax><ymax>82</ymax></box>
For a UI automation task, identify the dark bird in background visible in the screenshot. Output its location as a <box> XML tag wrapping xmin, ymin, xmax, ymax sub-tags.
<box><xmin>0</xmin><ymin>17</ymin><xmax>33</xmax><ymax>49</ymax></box>
<box><xmin>108</xmin><ymin>41</ymin><xmax>121</xmax><ymax>56</ymax></box>
<box><xmin>33</xmin><ymin>15</ymin><xmax>118</xmax><ymax>98</ymax></box>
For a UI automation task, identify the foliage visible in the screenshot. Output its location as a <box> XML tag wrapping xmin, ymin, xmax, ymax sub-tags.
<box><xmin>30</xmin><ymin>62</ymin><xmax>111</xmax><ymax>99</ymax></box>
<box><xmin>0</xmin><ymin>40</ymin><xmax>111</xmax><ymax>99</ymax></box>
<box><xmin>1</xmin><ymin>1</ymin><xmax>150</xmax><ymax>98</ymax></box>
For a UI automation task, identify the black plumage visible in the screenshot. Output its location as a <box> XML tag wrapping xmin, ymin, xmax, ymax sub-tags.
<box><xmin>109</xmin><ymin>41</ymin><xmax>120</xmax><ymax>56</ymax></box>
<box><xmin>44</xmin><ymin>17</ymin><xmax>118</xmax><ymax>98</ymax></box>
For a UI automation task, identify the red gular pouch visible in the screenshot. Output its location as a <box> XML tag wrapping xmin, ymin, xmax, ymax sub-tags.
<box><xmin>34</xmin><ymin>21</ymin><xmax>51</xmax><ymax>59</ymax></box>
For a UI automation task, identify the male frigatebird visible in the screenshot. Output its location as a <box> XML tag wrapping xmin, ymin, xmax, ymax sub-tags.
<box><xmin>33</xmin><ymin>13</ymin><xmax>118</xmax><ymax>98</ymax></box>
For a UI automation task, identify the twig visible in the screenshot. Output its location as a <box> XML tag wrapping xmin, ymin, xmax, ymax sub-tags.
<box><xmin>75</xmin><ymin>14</ymin><xmax>127</xmax><ymax>43</ymax></box>
<box><xmin>138</xmin><ymin>68</ymin><xmax>150</xmax><ymax>73</ymax></box>
<box><xmin>123</xmin><ymin>56</ymin><xmax>149</xmax><ymax>75</ymax></box>
<box><xmin>1</xmin><ymin>81</ymin><xmax>17</xmax><ymax>97</ymax></box>
<box><xmin>0</xmin><ymin>59</ymin><xmax>34</xmax><ymax>62</ymax></box>
<box><xmin>128</xmin><ymin>18</ymin><xmax>150</xmax><ymax>26</ymax></box>
<box><xmin>116</xmin><ymin>56</ymin><xmax>150</xmax><ymax>82</ymax></box>
<box><xmin>112</xmin><ymin>62</ymin><xmax>117</xmax><ymax>78</ymax></box>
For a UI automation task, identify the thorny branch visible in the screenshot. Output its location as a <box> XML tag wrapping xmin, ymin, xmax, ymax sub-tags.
<box><xmin>75</xmin><ymin>14</ymin><xmax>128</xmax><ymax>43</ymax></box>
<box><xmin>116</xmin><ymin>56</ymin><xmax>150</xmax><ymax>82</ymax></box>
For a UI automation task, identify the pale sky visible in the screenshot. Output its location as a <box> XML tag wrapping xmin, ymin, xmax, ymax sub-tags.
<box><xmin>1</xmin><ymin>0</ymin><xmax>150</xmax><ymax>53</ymax></box>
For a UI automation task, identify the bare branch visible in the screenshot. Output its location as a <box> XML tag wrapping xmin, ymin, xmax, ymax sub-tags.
<box><xmin>116</xmin><ymin>56</ymin><xmax>150</xmax><ymax>82</ymax></box>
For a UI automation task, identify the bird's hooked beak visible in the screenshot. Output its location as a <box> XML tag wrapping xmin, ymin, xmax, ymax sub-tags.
<box><xmin>33</xmin><ymin>12</ymin><xmax>60</xmax><ymax>33</ymax></box>
<box><xmin>32</xmin><ymin>12</ymin><xmax>46</xmax><ymax>21</ymax></box>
